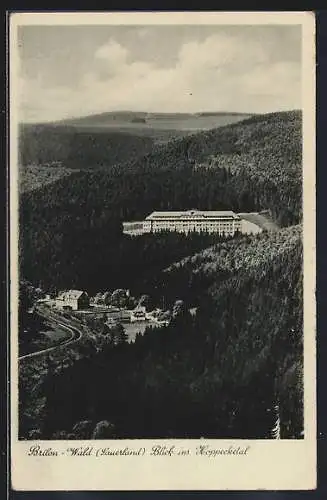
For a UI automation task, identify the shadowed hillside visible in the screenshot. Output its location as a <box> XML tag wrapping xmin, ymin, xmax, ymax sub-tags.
<box><xmin>19</xmin><ymin>226</ymin><xmax>303</xmax><ymax>439</ymax></box>
<box><xmin>19</xmin><ymin>110</ymin><xmax>304</xmax><ymax>440</ymax></box>
<box><xmin>20</xmin><ymin>111</ymin><xmax>302</xmax><ymax>291</ymax></box>
<box><xmin>19</xmin><ymin>111</ymin><xmax>252</xmax><ymax>172</ymax></box>
<box><xmin>19</xmin><ymin>124</ymin><xmax>155</xmax><ymax>170</ymax></box>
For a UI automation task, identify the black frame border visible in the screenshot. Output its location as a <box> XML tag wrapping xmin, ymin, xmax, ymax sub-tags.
<box><xmin>3</xmin><ymin>7</ymin><xmax>326</xmax><ymax>500</ymax></box>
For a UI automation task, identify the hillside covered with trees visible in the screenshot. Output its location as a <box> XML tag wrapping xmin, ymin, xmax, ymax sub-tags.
<box><xmin>20</xmin><ymin>111</ymin><xmax>302</xmax><ymax>291</ymax></box>
<box><xmin>19</xmin><ymin>226</ymin><xmax>303</xmax><ymax>439</ymax></box>
<box><xmin>19</xmin><ymin>124</ymin><xmax>155</xmax><ymax>169</ymax></box>
<box><xmin>19</xmin><ymin>112</ymin><xmax>251</xmax><ymax>171</ymax></box>
<box><xmin>18</xmin><ymin>109</ymin><xmax>304</xmax><ymax>440</ymax></box>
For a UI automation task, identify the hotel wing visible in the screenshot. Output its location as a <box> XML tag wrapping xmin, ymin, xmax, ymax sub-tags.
<box><xmin>143</xmin><ymin>210</ymin><xmax>242</xmax><ymax>236</ymax></box>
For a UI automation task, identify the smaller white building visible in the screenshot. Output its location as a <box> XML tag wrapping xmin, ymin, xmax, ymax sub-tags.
<box><xmin>55</xmin><ymin>290</ymin><xmax>89</xmax><ymax>311</ymax></box>
<box><xmin>123</xmin><ymin>221</ymin><xmax>145</xmax><ymax>236</ymax></box>
<box><xmin>130</xmin><ymin>306</ymin><xmax>147</xmax><ymax>322</ymax></box>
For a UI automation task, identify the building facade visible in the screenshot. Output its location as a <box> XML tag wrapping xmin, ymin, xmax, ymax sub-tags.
<box><xmin>130</xmin><ymin>306</ymin><xmax>147</xmax><ymax>322</ymax></box>
<box><xmin>55</xmin><ymin>290</ymin><xmax>89</xmax><ymax>311</ymax></box>
<box><xmin>143</xmin><ymin>210</ymin><xmax>242</xmax><ymax>236</ymax></box>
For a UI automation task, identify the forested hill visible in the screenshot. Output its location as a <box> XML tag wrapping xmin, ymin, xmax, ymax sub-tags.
<box><xmin>20</xmin><ymin>226</ymin><xmax>303</xmax><ymax>439</ymax></box>
<box><xmin>125</xmin><ymin>110</ymin><xmax>301</xmax><ymax>171</ymax></box>
<box><xmin>20</xmin><ymin>110</ymin><xmax>302</xmax><ymax>290</ymax></box>
<box><xmin>19</xmin><ymin>111</ymin><xmax>252</xmax><ymax>169</ymax></box>
<box><xmin>155</xmin><ymin>225</ymin><xmax>302</xmax><ymax>306</ymax></box>
<box><xmin>19</xmin><ymin>111</ymin><xmax>304</xmax><ymax>439</ymax></box>
<box><xmin>19</xmin><ymin>124</ymin><xmax>155</xmax><ymax>169</ymax></box>
<box><xmin>57</xmin><ymin>110</ymin><xmax>251</xmax><ymax>128</ymax></box>
<box><xmin>120</xmin><ymin>110</ymin><xmax>302</xmax><ymax>225</ymax></box>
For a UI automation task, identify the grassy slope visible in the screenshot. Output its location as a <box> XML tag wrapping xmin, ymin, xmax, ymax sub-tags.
<box><xmin>56</xmin><ymin>110</ymin><xmax>252</xmax><ymax>129</ymax></box>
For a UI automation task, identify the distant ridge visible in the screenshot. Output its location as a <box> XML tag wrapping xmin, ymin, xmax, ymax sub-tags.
<box><xmin>21</xmin><ymin>110</ymin><xmax>253</xmax><ymax>128</ymax></box>
<box><xmin>19</xmin><ymin>110</ymin><xmax>257</xmax><ymax>166</ymax></box>
<box><xmin>54</xmin><ymin>110</ymin><xmax>254</xmax><ymax>125</ymax></box>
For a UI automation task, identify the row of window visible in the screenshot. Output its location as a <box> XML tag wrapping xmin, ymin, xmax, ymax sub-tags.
<box><xmin>151</xmin><ymin>227</ymin><xmax>237</xmax><ymax>233</ymax></box>
<box><xmin>143</xmin><ymin>221</ymin><xmax>241</xmax><ymax>233</ymax></box>
<box><xmin>153</xmin><ymin>224</ymin><xmax>236</xmax><ymax>229</ymax></box>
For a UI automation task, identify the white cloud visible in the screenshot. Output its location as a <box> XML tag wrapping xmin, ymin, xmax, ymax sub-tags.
<box><xmin>242</xmin><ymin>61</ymin><xmax>300</xmax><ymax>96</ymax></box>
<box><xmin>94</xmin><ymin>39</ymin><xmax>128</xmax><ymax>67</ymax></box>
<box><xmin>18</xmin><ymin>33</ymin><xmax>302</xmax><ymax>123</ymax></box>
<box><xmin>178</xmin><ymin>34</ymin><xmax>267</xmax><ymax>72</ymax></box>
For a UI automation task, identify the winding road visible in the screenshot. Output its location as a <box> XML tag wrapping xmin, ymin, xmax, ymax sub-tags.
<box><xmin>18</xmin><ymin>309</ymin><xmax>84</xmax><ymax>361</ymax></box>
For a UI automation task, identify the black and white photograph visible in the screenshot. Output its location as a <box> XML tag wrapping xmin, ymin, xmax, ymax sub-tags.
<box><xmin>10</xmin><ymin>11</ymin><xmax>316</xmax><ymax>491</ymax></box>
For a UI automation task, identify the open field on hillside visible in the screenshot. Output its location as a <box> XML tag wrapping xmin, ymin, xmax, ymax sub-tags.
<box><xmin>238</xmin><ymin>211</ymin><xmax>280</xmax><ymax>231</ymax></box>
<box><xmin>59</xmin><ymin>111</ymin><xmax>252</xmax><ymax>133</ymax></box>
<box><xmin>63</xmin><ymin>113</ymin><xmax>252</xmax><ymax>143</ymax></box>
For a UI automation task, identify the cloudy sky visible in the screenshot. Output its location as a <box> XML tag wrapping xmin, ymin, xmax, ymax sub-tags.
<box><xmin>16</xmin><ymin>24</ymin><xmax>302</xmax><ymax>123</ymax></box>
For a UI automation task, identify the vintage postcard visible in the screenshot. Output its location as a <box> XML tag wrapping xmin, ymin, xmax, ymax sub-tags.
<box><xmin>10</xmin><ymin>11</ymin><xmax>316</xmax><ymax>491</ymax></box>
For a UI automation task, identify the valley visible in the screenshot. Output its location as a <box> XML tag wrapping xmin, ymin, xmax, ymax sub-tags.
<box><xmin>18</xmin><ymin>109</ymin><xmax>304</xmax><ymax>440</ymax></box>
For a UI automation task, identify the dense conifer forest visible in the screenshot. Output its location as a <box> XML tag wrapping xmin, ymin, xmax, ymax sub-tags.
<box><xmin>18</xmin><ymin>110</ymin><xmax>304</xmax><ymax>439</ymax></box>
<box><xmin>19</xmin><ymin>227</ymin><xmax>303</xmax><ymax>439</ymax></box>
<box><xmin>19</xmin><ymin>111</ymin><xmax>251</xmax><ymax>168</ymax></box>
<box><xmin>19</xmin><ymin>124</ymin><xmax>155</xmax><ymax>169</ymax></box>
<box><xmin>20</xmin><ymin>111</ymin><xmax>302</xmax><ymax>291</ymax></box>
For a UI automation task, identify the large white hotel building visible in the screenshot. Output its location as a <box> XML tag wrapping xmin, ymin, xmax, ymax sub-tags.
<box><xmin>142</xmin><ymin>210</ymin><xmax>242</xmax><ymax>236</ymax></box>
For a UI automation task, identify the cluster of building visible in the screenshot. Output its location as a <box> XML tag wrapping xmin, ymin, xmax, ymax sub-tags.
<box><xmin>123</xmin><ymin>209</ymin><xmax>242</xmax><ymax>236</ymax></box>
<box><xmin>53</xmin><ymin>290</ymin><xmax>170</xmax><ymax>326</ymax></box>
<box><xmin>44</xmin><ymin>210</ymin><xmax>262</xmax><ymax>326</ymax></box>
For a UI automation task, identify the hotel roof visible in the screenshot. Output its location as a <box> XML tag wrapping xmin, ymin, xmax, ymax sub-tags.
<box><xmin>146</xmin><ymin>210</ymin><xmax>239</xmax><ymax>219</ymax></box>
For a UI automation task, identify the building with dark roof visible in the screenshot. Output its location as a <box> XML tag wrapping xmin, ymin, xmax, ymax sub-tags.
<box><xmin>55</xmin><ymin>290</ymin><xmax>89</xmax><ymax>311</ymax></box>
